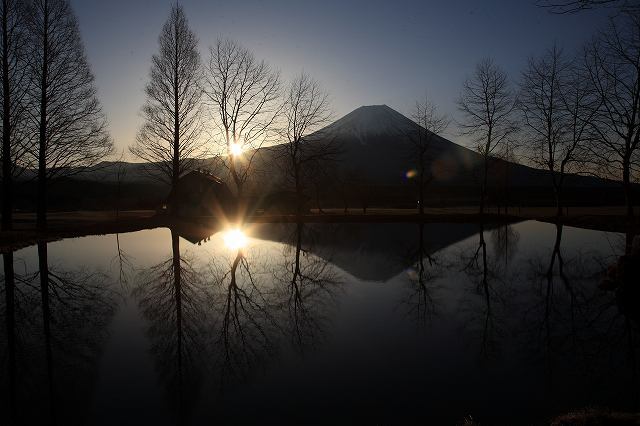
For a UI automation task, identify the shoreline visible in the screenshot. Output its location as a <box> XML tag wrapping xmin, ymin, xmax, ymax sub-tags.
<box><xmin>0</xmin><ymin>208</ymin><xmax>637</xmax><ymax>253</ymax></box>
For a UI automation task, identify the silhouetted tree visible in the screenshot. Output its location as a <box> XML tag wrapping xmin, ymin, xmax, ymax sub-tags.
<box><xmin>538</xmin><ymin>0</ymin><xmax>640</xmax><ymax>13</ymax></box>
<box><xmin>458</xmin><ymin>58</ymin><xmax>518</xmax><ymax>214</ymax></box>
<box><xmin>203</xmin><ymin>38</ymin><xmax>280</xmax><ymax>199</ymax></box>
<box><xmin>279</xmin><ymin>72</ymin><xmax>333</xmax><ymax>217</ymax></box>
<box><xmin>129</xmin><ymin>4</ymin><xmax>204</xmax><ymax>191</ymax></box>
<box><xmin>27</xmin><ymin>0</ymin><xmax>111</xmax><ymax>230</ymax></box>
<box><xmin>408</xmin><ymin>95</ymin><xmax>450</xmax><ymax>215</ymax></box>
<box><xmin>1</xmin><ymin>0</ymin><xmax>30</xmax><ymax>231</ymax></box>
<box><xmin>585</xmin><ymin>12</ymin><xmax>640</xmax><ymax>220</ymax></box>
<box><xmin>520</xmin><ymin>44</ymin><xmax>597</xmax><ymax>216</ymax></box>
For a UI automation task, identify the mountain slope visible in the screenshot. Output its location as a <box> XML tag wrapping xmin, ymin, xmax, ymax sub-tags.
<box><xmin>309</xmin><ymin>104</ymin><xmax>615</xmax><ymax>189</ymax></box>
<box><xmin>45</xmin><ymin>105</ymin><xmax>620</xmax><ymax>202</ymax></box>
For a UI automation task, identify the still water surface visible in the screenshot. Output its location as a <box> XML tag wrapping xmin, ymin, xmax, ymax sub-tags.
<box><xmin>1</xmin><ymin>221</ymin><xmax>638</xmax><ymax>425</ymax></box>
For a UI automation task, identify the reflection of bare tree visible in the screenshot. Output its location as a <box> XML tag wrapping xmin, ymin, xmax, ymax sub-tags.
<box><xmin>544</xmin><ymin>225</ymin><xmax>575</xmax><ymax>347</ymax></box>
<box><xmin>1</xmin><ymin>252</ymin><xmax>42</xmax><ymax>426</ymax></box>
<box><xmin>600</xmin><ymin>235</ymin><xmax>640</xmax><ymax>405</ymax></box>
<box><xmin>460</xmin><ymin>225</ymin><xmax>511</xmax><ymax>360</ymax></box>
<box><xmin>111</xmin><ymin>234</ymin><xmax>133</xmax><ymax>293</ymax></box>
<box><xmin>34</xmin><ymin>241</ymin><xmax>116</xmax><ymax>425</ymax></box>
<box><xmin>273</xmin><ymin>222</ymin><xmax>340</xmax><ymax>351</ymax></box>
<box><xmin>522</xmin><ymin>228</ymin><xmax>640</xmax><ymax>409</ymax></box>
<box><xmin>133</xmin><ymin>230</ymin><xmax>209</xmax><ymax>424</ymax></box>
<box><xmin>524</xmin><ymin>224</ymin><xmax>580</xmax><ymax>390</ymax></box>
<box><xmin>401</xmin><ymin>223</ymin><xmax>441</xmax><ymax>328</ymax></box>
<box><xmin>208</xmin><ymin>247</ymin><xmax>281</xmax><ymax>383</ymax></box>
<box><xmin>490</xmin><ymin>224</ymin><xmax>520</xmax><ymax>266</ymax></box>
<box><xmin>204</xmin><ymin>223</ymin><xmax>341</xmax><ymax>388</ymax></box>
<box><xmin>1</xmin><ymin>252</ymin><xmax>16</xmax><ymax>424</ymax></box>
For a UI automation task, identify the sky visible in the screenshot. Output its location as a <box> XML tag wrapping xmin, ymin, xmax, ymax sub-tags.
<box><xmin>70</xmin><ymin>0</ymin><xmax>612</xmax><ymax>157</ymax></box>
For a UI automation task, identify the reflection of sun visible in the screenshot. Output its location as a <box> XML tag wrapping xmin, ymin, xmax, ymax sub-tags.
<box><xmin>229</xmin><ymin>143</ymin><xmax>243</xmax><ymax>156</ymax></box>
<box><xmin>223</xmin><ymin>228</ymin><xmax>247</xmax><ymax>250</ymax></box>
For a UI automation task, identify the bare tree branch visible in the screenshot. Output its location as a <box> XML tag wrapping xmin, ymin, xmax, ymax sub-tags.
<box><xmin>203</xmin><ymin>38</ymin><xmax>281</xmax><ymax>198</ymax></box>
<box><xmin>129</xmin><ymin>4</ymin><xmax>205</xmax><ymax>189</ymax></box>
<box><xmin>585</xmin><ymin>11</ymin><xmax>640</xmax><ymax>218</ymax></box>
<box><xmin>457</xmin><ymin>58</ymin><xmax>519</xmax><ymax>214</ymax></box>
<box><xmin>27</xmin><ymin>0</ymin><xmax>112</xmax><ymax>230</ymax></box>
<box><xmin>408</xmin><ymin>94</ymin><xmax>450</xmax><ymax>215</ymax></box>
<box><xmin>1</xmin><ymin>0</ymin><xmax>32</xmax><ymax>230</ymax></box>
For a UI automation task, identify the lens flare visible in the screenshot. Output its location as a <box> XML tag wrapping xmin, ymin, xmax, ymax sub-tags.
<box><xmin>223</xmin><ymin>228</ymin><xmax>248</xmax><ymax>250</ymax></box>
<box><xmin>230</xmin><ymin>143</ymin><xmax>243</xmax><ymax>156</ymax></box>
<box><xmin>405</xmin><ymin>169</ymin><xmax>418</xmax><ymax>179</ymax></box>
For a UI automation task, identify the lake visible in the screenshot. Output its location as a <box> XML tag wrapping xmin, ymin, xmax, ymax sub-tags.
<box><xmin>1</xmin><ymin>220</ymin><xmax>638</xmax><ymax>425</ymax></box>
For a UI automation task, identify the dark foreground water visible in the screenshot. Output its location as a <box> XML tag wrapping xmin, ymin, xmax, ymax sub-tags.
<box><xmin>0</xmin><ymin>221</ymin><xmax>638</xmax><ymax>425</ymax></box>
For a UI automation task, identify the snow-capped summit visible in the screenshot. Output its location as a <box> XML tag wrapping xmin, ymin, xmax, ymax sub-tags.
<box><xmin>308</xmin><ymin>104</ymin><xmax>611</xmax><ymax>188</ymax></box>
<box><xmin>320</xmin><ymin>104</ymin><xmax>417</xmax><ymax>144</ymax></box>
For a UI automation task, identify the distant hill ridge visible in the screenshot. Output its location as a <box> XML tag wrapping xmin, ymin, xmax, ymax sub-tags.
<box><xmin>42</xmin><ymin>104</ymin><xmax>619</xmax><ymax>191</ymax></box>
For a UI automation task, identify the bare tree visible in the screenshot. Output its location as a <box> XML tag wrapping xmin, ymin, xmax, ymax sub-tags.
<box><xmin>1</xmin><ymin>0</ymin><xmax>31</xmax><ymax>230</ymax></box>
<box><xmin>585</xmin><ymin>12</ymin><xmax>640</xmax><ymax>219</ymax></box>
<box><xmin>520</xmin><ymin>44</ymin><xmax>597</xmax><ymax>217</ymax></box>
<box><xmin>203</xmin><ymin>38</ymin><xmax>281</xmax><ymax>199</ymax></box>
<box><xmin>458</xmin><ymin>58</ymin><xmax>518</xmax><ymax>214</ymax></box>
<box><xmin>27</xmin><ymin>0</ymin><xmax>112</xmax><ymax>230</ymax></box>
<box><xmin>129</xmin><ymin>4</ymin><xmax>204</xmax><ymax>192</ymax></box>
<box><xmin>279</xmin><ymin>72</ymin><xmax>333</xmax><ymax>217</ymax></box>
<box><xmin>409</xmin><ymin>95</ymin><xmax>450</xmax><ymax>215</ymax></box>
<box><xmin>537</xmin><ymin>0</ymin><xmax>640</xmax><ymax>13</ymax></box>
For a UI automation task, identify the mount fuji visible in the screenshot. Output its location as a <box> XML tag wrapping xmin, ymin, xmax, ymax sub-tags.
<box><xmin>41</xmin><ymin>104</ymin><xmax>621</xmax><ymax>211</ymax></box>
<box><xmin>303</xmin><ymin>104</ymin><xmax>617</xmax><ymax>193</ymax></box>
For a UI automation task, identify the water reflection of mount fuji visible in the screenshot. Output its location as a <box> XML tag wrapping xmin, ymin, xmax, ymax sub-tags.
<box><xmin>180</xmin><ymin>221</ymin><xmax>505</xmax><ymax>282</ymax></box>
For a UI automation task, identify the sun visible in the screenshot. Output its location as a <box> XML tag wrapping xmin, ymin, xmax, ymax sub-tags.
<box><xmin>229</xmin><ymin>143</ymin><xmax>243</xmax><ymax>156</ymax></box>
<box><xmin>223</xmin><ymin>228</ymin><xmax>248</xmax><ymax>250</ymax></box>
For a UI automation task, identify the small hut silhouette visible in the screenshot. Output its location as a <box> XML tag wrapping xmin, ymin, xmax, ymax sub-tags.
<box><xmin>166</xmin><ymin>169</ymin><xmax>236</xmax><ymax>218</ymax></box>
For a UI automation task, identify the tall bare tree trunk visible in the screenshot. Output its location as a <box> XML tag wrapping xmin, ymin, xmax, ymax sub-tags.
<box><xmin>552</xmin><ymin>178</ymin><xmax>563</xmax><ymax>218</ymax></box>
<box><xmin>130</xmin><ymin>5</ymin><xmax>203</xmax><ymax>196</ymax></box>
<box><xmin>623</xmin><ymin>155</ymin><xmax>634</xmax><ymax>220</ymax></box>
<box><xmin>481</xmin><ymin>154</ymin><xmax>488</xmax><ymax>215</ymax></box>
<box><xmin>1</xmin><ymin>0</ymin><xmax>11</xmax><ymax>231</ymax></box>
<box><xmin>458</xmin><ymin>59</ymin><xmax>516</xmax><ymax>216</ymax></box>
<box><xmin>36</xmin><ymin>0</ymin><xmax>48</xmax><ymax>231</ymax></box>
<box><xmin>172</xmin><ymin>28</ymin><xmax>179</xmax><ymax>191</ymax></box>
<box><xmin>623</xmin><ymin>155</ymin><xmax>634</xmax><ymax>255</ymax></box>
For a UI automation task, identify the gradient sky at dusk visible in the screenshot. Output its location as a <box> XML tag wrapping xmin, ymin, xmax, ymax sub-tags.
<box><xmin>70</xmin><ymin>0</ymin><xmax>611</xmax><ymax>155</ymax></box>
